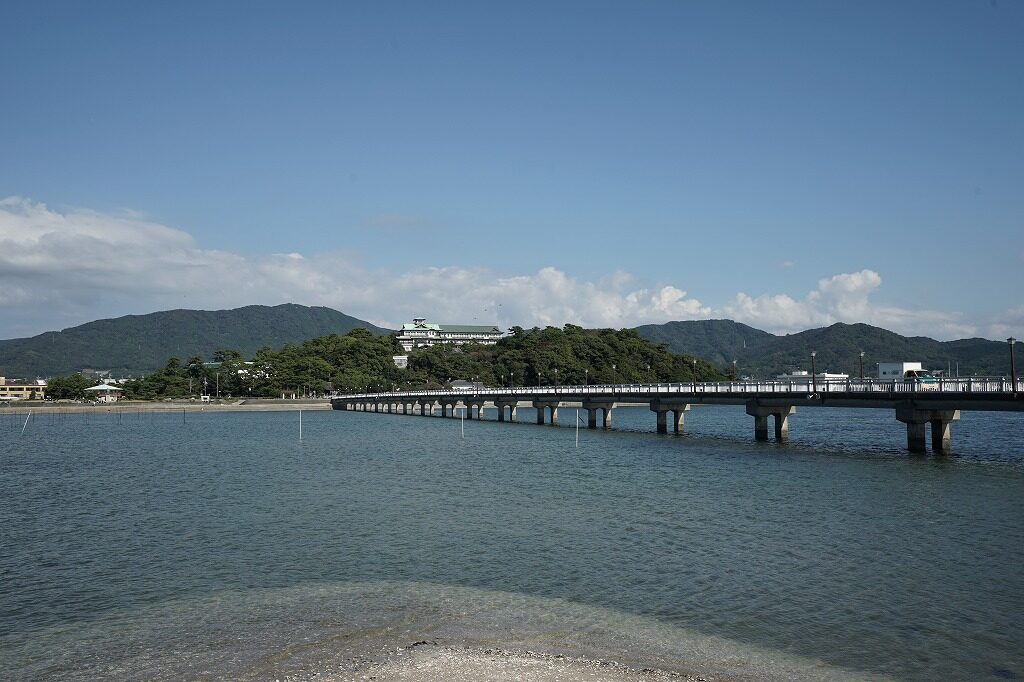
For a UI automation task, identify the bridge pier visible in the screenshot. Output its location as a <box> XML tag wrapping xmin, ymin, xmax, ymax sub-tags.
<box><xmin>651</xmin><ymin>401</ymin><xmax>690</xmax><ymax>434</ymax></box>
<box><xmin>746</xmin><ymin>402</ymin><xmax>796</xmax><ymax>442</ymax></box>
<box><xmin>495</xmin><ymin>401</ymin><xmax>518</xmax><ymax>422</ymax></box>
<box><xmin>896</xmin><ymin>407</ymin><xmax>960</xmax><ymax>453</ymax></box>
<box><xmin>533</xmin><ymin>401</ymin><xmax>559</xmax><ymax>425</ymax></box>
<box><xmin>583</xmin><ymin>401</ymin><xmax>614</xmax><ymax>429</ymax></box>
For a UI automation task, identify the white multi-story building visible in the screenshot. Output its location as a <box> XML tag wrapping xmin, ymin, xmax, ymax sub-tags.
<box><xmin>396</xmin><ymin>317</ymin><xmax>503</xmax><ymax>352</ymax></box>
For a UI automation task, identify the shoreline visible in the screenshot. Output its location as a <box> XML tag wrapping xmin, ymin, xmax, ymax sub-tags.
<box><xmin>0</xmin><ymin>398</ymin><xmax>332</xmax><ymax>415</ymax></box>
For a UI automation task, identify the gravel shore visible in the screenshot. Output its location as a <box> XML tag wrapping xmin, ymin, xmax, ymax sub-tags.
<box><xmin>278</xmin><ymin>643</ymin><xmax>708</xmax><ymax>682</ymax></box>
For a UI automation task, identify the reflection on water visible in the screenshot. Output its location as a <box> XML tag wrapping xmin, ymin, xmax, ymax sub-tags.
<box><xmin>1</xmin><ymin>407</ymin><xmax>1022</xmax><ymax>680</ymax></box>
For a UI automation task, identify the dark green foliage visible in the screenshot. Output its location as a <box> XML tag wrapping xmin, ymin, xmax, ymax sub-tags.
<box><xmin>40</xmin><ymin>374</ymin><xmax>97</xmax><ymax>400</ymax></box>
<box><xmin>404</xmin><ymin>324</ymin><xmax>724</xmax><ymax>388</ymax></box>
<box><xmin>635</xmin><ymin>320</ymin><xmax>1018</xmax><ymax>377</ymax></box>
<box><xmin>0</xmin><ymin>304</ymin><xmax>392</xmax><ymax>378</ymax></box>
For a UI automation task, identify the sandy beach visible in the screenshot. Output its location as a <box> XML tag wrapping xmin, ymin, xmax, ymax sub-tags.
<box><xmin>0</xmin><ymin>398</ymin><xmax>332</xmax><ymax>416</ymax></box>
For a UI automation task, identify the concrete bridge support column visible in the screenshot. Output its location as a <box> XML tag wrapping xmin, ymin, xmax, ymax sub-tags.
<box><xmin>533</xmin><ymin>401</ymin><xmax>559</xmax><ymax>425</ymax></box>
<box><xmin>583</xmin><ymin>402</ymin><xmax>615</xmax><ymax>429</ymax></box>
<box><xmin>495</xmin><ymin>402</ymin><xmax>517</xmax><ymax>422</ymax></box>
<box><xmin>746</xmin><ymin>403</ymin><xmax>796</xmax><ymax>442</ymax></box>
<box><xmin>651</xmin><ymin>401</ymin><xmax>690</xmax><ymax>434</ymax></box>
<box><xmin>673</xmin><ymin>408</ymin><xmax>687</xmax><ymax>433</ymax></box>
<box><xmin>932</xmin><ymin>418</ymin><xmax>952</xmax><ymax>452</ymax></box>
<box><xmin>896</xmin><ymin>407</ymin><xmax>960</xmax><ymax>454</ymax></box>
<box><xmin>774</xmin><ymin>412</ymin><xmax>790</xmax><ymax>440</ymax></box>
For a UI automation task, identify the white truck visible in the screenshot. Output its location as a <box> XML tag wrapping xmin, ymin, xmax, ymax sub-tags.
<box><xmin>878</xmin><ymin>362</ymin><xmax>938</xmax><ymax>390</ymax></box>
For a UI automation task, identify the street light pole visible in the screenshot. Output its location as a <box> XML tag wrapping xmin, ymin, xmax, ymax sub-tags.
<box><xmin>1009</xmin><ymin>337</ymin><xmax>1018</xmax><ymax>393</ymax></box>
<box><xmin>811</xmin><ymin>351</ymin><xmax>817</xmax><ymax>393</ymax></box>
<box><xmin>732</xmin><ymin>360</ymin><xmax>737</xmax><ymax>382</ymax></box>
<box><xmin>859</xmin><ymin>351</ymin><xmax>864</xmax><ymax>380</ymax></box>
<box><xmin>692</xmin><ymin>359</ymin><xmax>697</xmax><ymax>391</ymax></box>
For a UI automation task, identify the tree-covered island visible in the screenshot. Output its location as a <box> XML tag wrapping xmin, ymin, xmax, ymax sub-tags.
<box><xmin>44</xmin><ymin>325</ymin><xmax>725</xmax><ymax>400</ymax></box>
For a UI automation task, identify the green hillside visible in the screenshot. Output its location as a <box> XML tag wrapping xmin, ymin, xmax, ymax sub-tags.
<box><xmin>635</xmin><ymin>320</ymin><xmax>1017</xmax><ymax>378</ymax></box>
<box><xmin>0</xmin><ymin>304</ymin><xmax>392</xmax><ymax>378</ymax></box>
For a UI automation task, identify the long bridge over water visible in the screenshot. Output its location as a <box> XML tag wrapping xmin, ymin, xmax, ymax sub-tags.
<box><xmin>331</xmin><ymin>377</ymin><xmax>1023</xmax><ymax>454</ymax></box>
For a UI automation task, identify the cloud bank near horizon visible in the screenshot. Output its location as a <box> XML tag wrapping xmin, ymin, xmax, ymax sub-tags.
<box><xmin>0</xmin><ymin>197</ymin><xmax>996</xmax><ymax>341</ymax></box>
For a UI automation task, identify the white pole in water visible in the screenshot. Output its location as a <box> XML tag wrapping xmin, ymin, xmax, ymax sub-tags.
<box><xmin>299</xmin><ymin>409</ymin><xmax>303</xmax><ymax>441</ymax></box>
<box><xmin>21</xmin><ymin>410</ymin><xmax>31</xmax><ymax>435</ymax></box>
<box><xmin>575</xmin><ymin>407</ymin><xmax>579</xmax><ymax>448</ymax></box>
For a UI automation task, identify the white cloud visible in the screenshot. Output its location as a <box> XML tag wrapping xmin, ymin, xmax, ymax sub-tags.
<box><xmin>0</xmin><ymin>197</ymin><xmax>1010</xmax><ymax>341</ymax></box>
<box><xmin>0</xmin><ymin>197</ymin><xmax>711</xmax><ymax>336</ymax></box>
<box><xmin>723</xmin><ymin>269</ymin><xmax>977</xmax><ymax>339</ymax></box>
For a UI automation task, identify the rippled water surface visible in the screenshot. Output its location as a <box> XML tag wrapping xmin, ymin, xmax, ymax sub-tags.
<box><xmin>1</xmin><ymin>406</ymin><xmax>1022</xmax><ymax>680</ymax></box>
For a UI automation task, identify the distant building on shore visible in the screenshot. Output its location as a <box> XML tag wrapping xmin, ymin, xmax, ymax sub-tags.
<box><xmin>396</xmin><ymin>317</ymin><xmax>503</xmax><ymax>352</ymax></box>
<box><xmin>0</xmin><ymin>377</ymin><xmax>46</xmax><ymax>401</ymax></box>
<box><xmin>84</xmin><ymin>383</ymin><xmax>124</xmax><ymax>403</ymax></box>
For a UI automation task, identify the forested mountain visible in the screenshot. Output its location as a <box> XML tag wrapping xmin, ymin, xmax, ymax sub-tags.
<box><xmin>635</xmin><ymin>320</ymin><xmax>1017</xmax><ymax>378</ymax></box>
<box><xmin>0</xmin><ymin>304</ymin><xmax>391</xmax><ymax>378</ymax></box>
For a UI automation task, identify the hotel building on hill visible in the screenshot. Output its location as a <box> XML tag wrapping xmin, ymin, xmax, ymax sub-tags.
<box><xmin>396</xmin><ymin>317</ymin><xmax>503</xmax><ymax>352</ymax></box>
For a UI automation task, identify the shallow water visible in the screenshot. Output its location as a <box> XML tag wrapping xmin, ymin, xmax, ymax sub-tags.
<box><xmin>1</xmin><ymin>406</ymin><xmax>1022</xmax><ymax>680</ymax></box>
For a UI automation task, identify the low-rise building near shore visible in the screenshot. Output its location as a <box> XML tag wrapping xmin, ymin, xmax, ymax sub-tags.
<box><xmin>0</xmin><ymin>377</ymin><xmax>46</xmax><ymax>401</ymax></box>
<box><xmin>84</xmin><ymin>383</ymin><xmax>124</xmax><ymax>403</ymax></box>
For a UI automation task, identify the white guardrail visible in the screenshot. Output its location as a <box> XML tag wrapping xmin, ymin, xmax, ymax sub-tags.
<box><xmin>336</xmin><ymin>377</ymin><xmax>1016</xmax><ymax>400</ymax></box>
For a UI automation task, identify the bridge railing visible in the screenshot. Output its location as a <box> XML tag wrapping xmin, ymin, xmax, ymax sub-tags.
<box><xmin>333</xmin><ymin>377</ymin><xmax>1013</xmax><ymax>400</ymax></box>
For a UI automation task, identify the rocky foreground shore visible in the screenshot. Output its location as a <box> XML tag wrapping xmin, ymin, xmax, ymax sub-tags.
<box><xmin>277</xmin><ymin>642</ymin><xmax>709</xmax><ymax>682</ymax></box>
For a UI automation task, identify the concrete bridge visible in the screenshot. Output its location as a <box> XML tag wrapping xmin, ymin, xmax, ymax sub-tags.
<box><xmin>331</xmin><ymin>378</ymin><xmax>1023</xmax><ymax>454</ymax></box>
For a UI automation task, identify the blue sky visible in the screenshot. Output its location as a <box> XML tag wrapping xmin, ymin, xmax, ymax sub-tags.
<box><xmin>1</xmin><ymin>1</ymin><xmax>1021</xmax><ymax>340</ymax></box>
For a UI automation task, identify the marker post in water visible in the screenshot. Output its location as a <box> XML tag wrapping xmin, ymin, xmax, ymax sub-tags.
<box><xmin>575</xmin><ymin>408</ymin><xmax>580</xmax><ymax>448</ymax></box>
<box><xmin>299</xmin><ymin>409</ymin><xmax>303</xmax><ymax>442</ymax></box>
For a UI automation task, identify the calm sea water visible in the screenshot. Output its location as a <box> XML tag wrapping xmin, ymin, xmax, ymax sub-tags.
<box><xmin>1</xmin><ymin>405</ymin><xmax>1022</xmax><ymax>681</ymax></box>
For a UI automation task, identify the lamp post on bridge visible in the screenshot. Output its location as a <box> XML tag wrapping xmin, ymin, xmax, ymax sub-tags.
<box><xmin>692</xmin><ymin>359</ymin><xmax>697</xmax><ymax>392</ymax></box>
<box><xmin>731</xmin><ymin>360</ymin><xmax>737</xmax><ymax>382</ymax></box>
<box><xmin>1010</xmin><ymin>337</ymin><xmax>1018</xmax><ymax>393</ymax></box>
<box><xmin>859</xmin><ymin>351</ymin><xmax>865</xmax><ymax>381</ymax></box>
<box><xmin>811</xmin><ymin>351</ymin><xmax>817</xmax><ymax>393</ymax></box>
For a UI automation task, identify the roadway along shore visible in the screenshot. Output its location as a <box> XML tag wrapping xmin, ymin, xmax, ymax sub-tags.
<box><xmin>0</xmin><ymin>399</ymin><xmax>332</xmax><ymax>415</ymax></box>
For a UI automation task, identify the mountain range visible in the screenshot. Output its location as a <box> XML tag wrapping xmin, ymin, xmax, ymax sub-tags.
<box><xmin>0</xmin><ymin>304</ymin><xmax>391</xmax><ymax>378</ymax></box>
<box><xmin>634</xmin><ymin>319</ymin><xmax>1016</xmax><ymax>378</ymax></box>
<box><xmin>0</xmin><ymin>306</ymin><xmax>1015</xmax><ymax>379</ymax></box>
